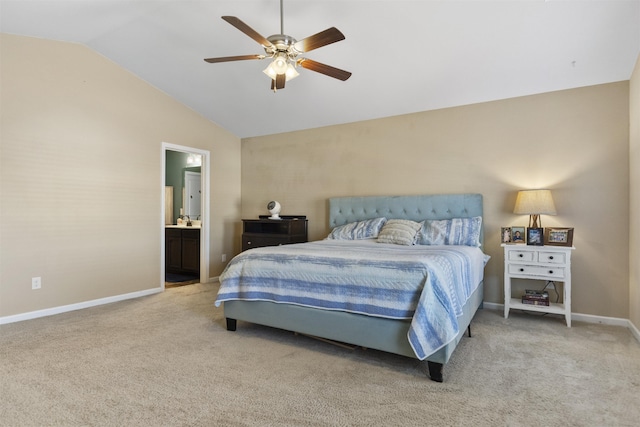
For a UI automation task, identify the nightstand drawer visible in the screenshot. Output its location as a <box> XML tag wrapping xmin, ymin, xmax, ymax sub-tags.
<box><xmin>508</xmin><ymin>264</ymin><xmax>566</xmax><ymax>279</ymax></box>
<box><xmin>508</xmin><ymin>250</ymin><xmax>535</xmax><ymax>262</ymax></box>
<box><xmin>537</xmin><ymin>251</ymin><xmax>566</xmax><ymax>264</ymax></box>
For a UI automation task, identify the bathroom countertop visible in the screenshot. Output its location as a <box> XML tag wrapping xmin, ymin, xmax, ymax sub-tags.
<box><xmin>165</xmin><ymin>225</ymin><xmax>201</xmax><ymax>229</ymax></box>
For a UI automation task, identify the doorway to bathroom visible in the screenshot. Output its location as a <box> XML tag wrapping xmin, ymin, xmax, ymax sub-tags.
<box><xmin>161</xmin><ymin>143</ymin><xmax>210</xmax><ymax>288</ymax></box>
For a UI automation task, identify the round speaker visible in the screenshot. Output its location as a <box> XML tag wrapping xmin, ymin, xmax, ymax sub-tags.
<box><xmin>267</xmin><ymin>201</ymin><xmax>281</xmax><ymax>219</ymax></box>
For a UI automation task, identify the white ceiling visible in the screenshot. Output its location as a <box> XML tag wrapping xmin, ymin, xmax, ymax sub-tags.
<box><xmin>2</xmin><ymin>0</ymin><xmax>639</xmax><ymax>139</ymax></box>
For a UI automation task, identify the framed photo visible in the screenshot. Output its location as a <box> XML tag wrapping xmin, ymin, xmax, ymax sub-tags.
<box><xmin>544</xmin><ymin>227</ymin><xmax>574</xmax><ymax>247</ymax></box>
<box><xmin>501</xmin><ymin>227</ymin><xmax>512</xmax><ymax>243</ymax></box>
<box><xmin>526</xmin><ymin>227</ymin><xmax>543</xmax><ymax>246</ymax></box>
<box><xmin>511</xmin><ymin>227</ymin><xmax>526</xmax><ymax>244</ymax></box>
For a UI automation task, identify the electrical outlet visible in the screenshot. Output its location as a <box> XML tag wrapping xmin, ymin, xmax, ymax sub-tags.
<box><xmin>32</xmin><ymin>277</ymin><xmax>42</xmax><ymax>290</ymax></box>
<box><xmin>221</xmin><ymin>254</ymin><xmax>227</xmax><ymax>262</ymax></box>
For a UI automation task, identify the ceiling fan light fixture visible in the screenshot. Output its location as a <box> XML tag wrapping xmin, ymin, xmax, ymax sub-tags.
<box><xmin>262</xmin><ymin>64</ymin><xmax>278</xmax><ymax>79</ymax></box>
<box><xmin>272</xmin><ymin>53</ymin><xmax>288</xmax><ymax>74</ymax></box>
<box><xmin>263</xmin><ymin>59</ymin><xmax>299</xmax><ymax>81</ymax></box>
<box><xmin>285</xmin><ymin>63</ymin><xmax>299</xmax><ymax>80</ymax></box>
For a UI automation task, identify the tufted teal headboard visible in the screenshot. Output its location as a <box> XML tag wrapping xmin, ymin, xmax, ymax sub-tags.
<box><xmin>329</xmin><ymin>193</ymin><xmax>484</xmax><ymax>245</ymax></box>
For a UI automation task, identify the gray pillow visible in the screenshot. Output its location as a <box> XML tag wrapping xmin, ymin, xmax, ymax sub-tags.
<box><xmin>377</xmin><ymin>219</ymin><xmax>422</xmax><ymax>245</ymax></box>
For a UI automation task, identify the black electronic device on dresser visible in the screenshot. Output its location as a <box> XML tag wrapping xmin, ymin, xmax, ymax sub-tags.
<box><xmin>242</xmin><ymin>215</ymin><xmax>308</xmax><ymax>251</ymax></box>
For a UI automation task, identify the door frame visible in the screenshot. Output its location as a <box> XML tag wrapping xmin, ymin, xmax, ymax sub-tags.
<box><xmin>161</xmin><ymin>142</ymin><xmax>210</xmax><ymax>288</ymax></box>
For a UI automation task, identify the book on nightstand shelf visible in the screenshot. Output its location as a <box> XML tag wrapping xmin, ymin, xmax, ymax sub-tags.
<box><xmin>522</xmin><ymin>290</ymin><xmax>550</xmax><ymax>306</ymax></box>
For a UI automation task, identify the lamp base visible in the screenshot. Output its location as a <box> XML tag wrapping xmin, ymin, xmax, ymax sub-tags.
<box><xmin>529</xmin><ymin>214</ymin><xmax>541</xmax><ymax>228</ymax></box>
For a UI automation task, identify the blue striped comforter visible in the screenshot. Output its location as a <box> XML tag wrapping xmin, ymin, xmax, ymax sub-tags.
<box><xmin>215</xmin><ymin>240</ymin><xmax>487</xmax><ymax>359</ymax></box>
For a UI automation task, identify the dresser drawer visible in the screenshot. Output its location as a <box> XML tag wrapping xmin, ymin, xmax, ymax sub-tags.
<box><xmin>242</xmin><ymin>235</ymin><xmax>287</xmax><ymax>251</ymax></box>
<box><xmin>508</xmin><ymin>264</ymin><xmax>566</xmax><ymax>279</ymax></box>
<box><xmin>537</xmin><ymin>251</ymin><xmax>566</xmax><ymax>264</ymax></box>
<box><xmin>508</xmin><ymin>250</ymin><xmax>535</xmax><ymax>262</ymax></box>
<box><xmin>241</xmin><ymin>217</ymin><xmax>308</xmax><ymax>252</ymax></box>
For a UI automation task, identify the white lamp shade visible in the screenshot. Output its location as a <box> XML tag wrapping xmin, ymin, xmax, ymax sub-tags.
<box><xmin>513</xmin><ymin>189</ymin><xmax>557</xmax><ymax>215</ymax></box>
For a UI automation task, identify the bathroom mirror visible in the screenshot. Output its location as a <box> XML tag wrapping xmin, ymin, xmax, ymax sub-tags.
<box><xmin>165</xmin><ymin>150</ymin><xmax>201</xmax><ymax>224</ymax></box>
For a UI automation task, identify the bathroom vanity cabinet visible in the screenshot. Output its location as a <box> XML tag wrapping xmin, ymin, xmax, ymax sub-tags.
<box><xmin>165</xmin><ymin>227</ymin><xmax>200</xmax><ymax>274</ymax></box>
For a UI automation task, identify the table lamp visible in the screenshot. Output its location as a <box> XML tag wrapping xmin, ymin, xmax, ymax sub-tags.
<box><xmin>513</xmin><ymin>189</ymin><xmax>556</xmax><ymax>228</ymax></box>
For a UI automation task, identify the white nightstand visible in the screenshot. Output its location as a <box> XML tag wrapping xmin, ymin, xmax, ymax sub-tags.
<box><xmin>502</xmin><ymin>244</ymin><xmax>575</xmax><ymax>327</ymax></box>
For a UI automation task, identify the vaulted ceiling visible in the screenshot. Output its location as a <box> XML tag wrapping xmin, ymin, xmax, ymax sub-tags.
<box><xmin>2</xmin><ymin>1</ymin><xmax>639</xmax><ymax>138</ymax></box>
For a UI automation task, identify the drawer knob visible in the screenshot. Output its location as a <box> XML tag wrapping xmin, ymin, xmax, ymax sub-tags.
<box><xmin>518</xmin><ymin>254</ymin><xmax>523</xmax><ymax>258</ymax></box>
<box><xmin>549</xmin><ymin>255</ymin><xmax>554</xmax><ymax>260</ymax></box>
<box><xmin>247</xmin><ymin>241</ymin><xmax>252</xmax><ymax>245</ymax></box>
<box><xmin>519</xmin><ymin>268</ymin><xmax>524</xmax><ymax>272</ymax></box>
<box><xmin>549</xmin><ymin>270</ymin><xmax>553</xmax><ymax>274</ymax></box>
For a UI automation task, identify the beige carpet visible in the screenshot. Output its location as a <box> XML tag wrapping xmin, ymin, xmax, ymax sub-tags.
<box><xmin>1</xmin><ymin>282</ymin><xmax>639</xmax><ymax>427</ymax></box>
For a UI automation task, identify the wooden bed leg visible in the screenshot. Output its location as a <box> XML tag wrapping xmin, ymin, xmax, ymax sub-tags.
<box><xmin>427</xmin><ymin>361</ymin><xmax>444</xmax><ymax>383</ymax></box>
<box><xmin>468</xmin><ymin>324</ymin><xmax>472</xmax><ymax>338</ymax></box>
<box><xmin>226</xmin><ymin>318</ymin><xmax>237</xmax><ymax>331</ymax></box>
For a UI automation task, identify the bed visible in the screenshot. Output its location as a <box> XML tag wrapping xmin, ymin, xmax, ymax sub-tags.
<box><xmin>215</xmin><ymin>193</ymin><xmax>487</xmax><ymax>382</ymax></box>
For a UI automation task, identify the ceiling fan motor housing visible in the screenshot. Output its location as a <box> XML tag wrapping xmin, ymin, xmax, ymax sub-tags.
<box><xmin>266</xmin><ymin>34</ymin><xmax>299</xmax><ymax>59</ymax></box>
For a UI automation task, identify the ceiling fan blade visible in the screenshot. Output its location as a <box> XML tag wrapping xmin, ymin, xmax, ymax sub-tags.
<box><xmin>222</xmin><ymin>16</ymin><xmax>273</xmax><ymax>48</ymax></box>
<box><xmin>204</xmin><ymin>54</ymin><xmax>265</xmax><ymax>63</ymax></box>
<box><xmin>297</xmin><ymin>58</ymin><xmax>352</xmax><ymax>81</ymax></box>
<box><xmin>270</xmin><ymin>74</ymin><xmax>286</xmax><ymax>91</ymax></box>
<box><xmin>270</xmin><ymin>74</ymin><xmax>286</xmax><ymax>92</ymax></box>
<box><xmin>293</xmin><ymin>27</ymin><xmax>345</xmax><ymax>53</ymax></box>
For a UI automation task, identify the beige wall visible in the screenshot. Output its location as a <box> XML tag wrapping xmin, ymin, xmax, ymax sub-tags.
<box><xmin>630</xmin><ymin>54</ymin><xmax>640</xmax><ymax>330</ymax></box>
<box><xmin>0</xmin><ymin>34</ymin><xmax>241</xmax><ymax>318</ymax></box>
<box><xmin>242</xmin><ymin>82</ymin><xmax>630</xmax><ymax>319</ymax></box>
<box><xmin>1</xmin><ymin>33</ymin><xmax>633</xmax><ymax>324</ymax></box>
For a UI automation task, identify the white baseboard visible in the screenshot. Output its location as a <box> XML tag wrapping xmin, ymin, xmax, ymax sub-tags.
<box><xmin>481</xmin><ymin>301</ymin><xmax>503</xmax><ymax>311</ymax></box>
<box><xmin>483</xmin><ymin>301</ymin><xmax>640</xmax><ymax>343</ymax></box>
<box><xmin>0</xmin><ymin>287</ymin><xmax>163</xmax><ymax>325</ymax></box>
<box><xmin>0</xmin><ymin>277</ymin><xmax>220</xmax><ymax>325</ymax></box>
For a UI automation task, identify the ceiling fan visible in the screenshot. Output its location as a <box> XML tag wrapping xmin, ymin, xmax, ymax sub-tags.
<box><xmin>204</xmin><ymin>0</ymin><xmax>351</xmax><ymax>92</ymax></box>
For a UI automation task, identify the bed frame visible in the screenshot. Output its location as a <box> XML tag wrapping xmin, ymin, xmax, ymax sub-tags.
<box><xmin>224</xmin><ymin>193</ymin><xmax>484</xmax><ymax>382</ymax></box>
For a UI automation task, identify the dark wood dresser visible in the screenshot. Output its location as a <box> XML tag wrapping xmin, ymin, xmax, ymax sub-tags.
<box><xmin>242</xmin><ymin>215</ymin><xmax>308</xmax><ymax>251</ymax></box>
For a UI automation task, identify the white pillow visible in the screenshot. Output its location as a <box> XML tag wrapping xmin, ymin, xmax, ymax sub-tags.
<box><xmin>326</xmin><ymin>217</ymin><xmax>387</xmax><ymax>240</ymax></box>
<box><xmin>417</xmin><ymin>216</ymin><xmax>482</xmax><ymax>247</ymax></box>
<box><xmin>376</xmin><ymin>219</ymin><xmax>422</xmax><ymax>245</ymax></box>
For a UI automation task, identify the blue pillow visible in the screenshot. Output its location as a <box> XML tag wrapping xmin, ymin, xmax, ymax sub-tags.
<box><xmin>417</xmin><ymin>217</ymin><xmax>482</xmax><ymax>247</ymax></box>
<box><xmin>327</xmin><ymin>217</ymin><xmax>387</xmax><ymax>240</ymax></box>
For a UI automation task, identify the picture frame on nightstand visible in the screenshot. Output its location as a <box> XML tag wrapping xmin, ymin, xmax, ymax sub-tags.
<box><xmin>526</xmin><ymin>227</ymin><xmax>543</xmax><ymax>245</ymax></box>
<box><xmin>501</xmin><ymin>227</ymin><xmax>512</xmax><ymax>243</ymax></box>
<box><xmin>511</xmin><ymin>227</ymin><xmax>525</xmax><ymax>244</ymax></box>
<box><xmin>544</xmin><ymin>227</ymin><xmax>574</xmax><ymax>246</ymax></box>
